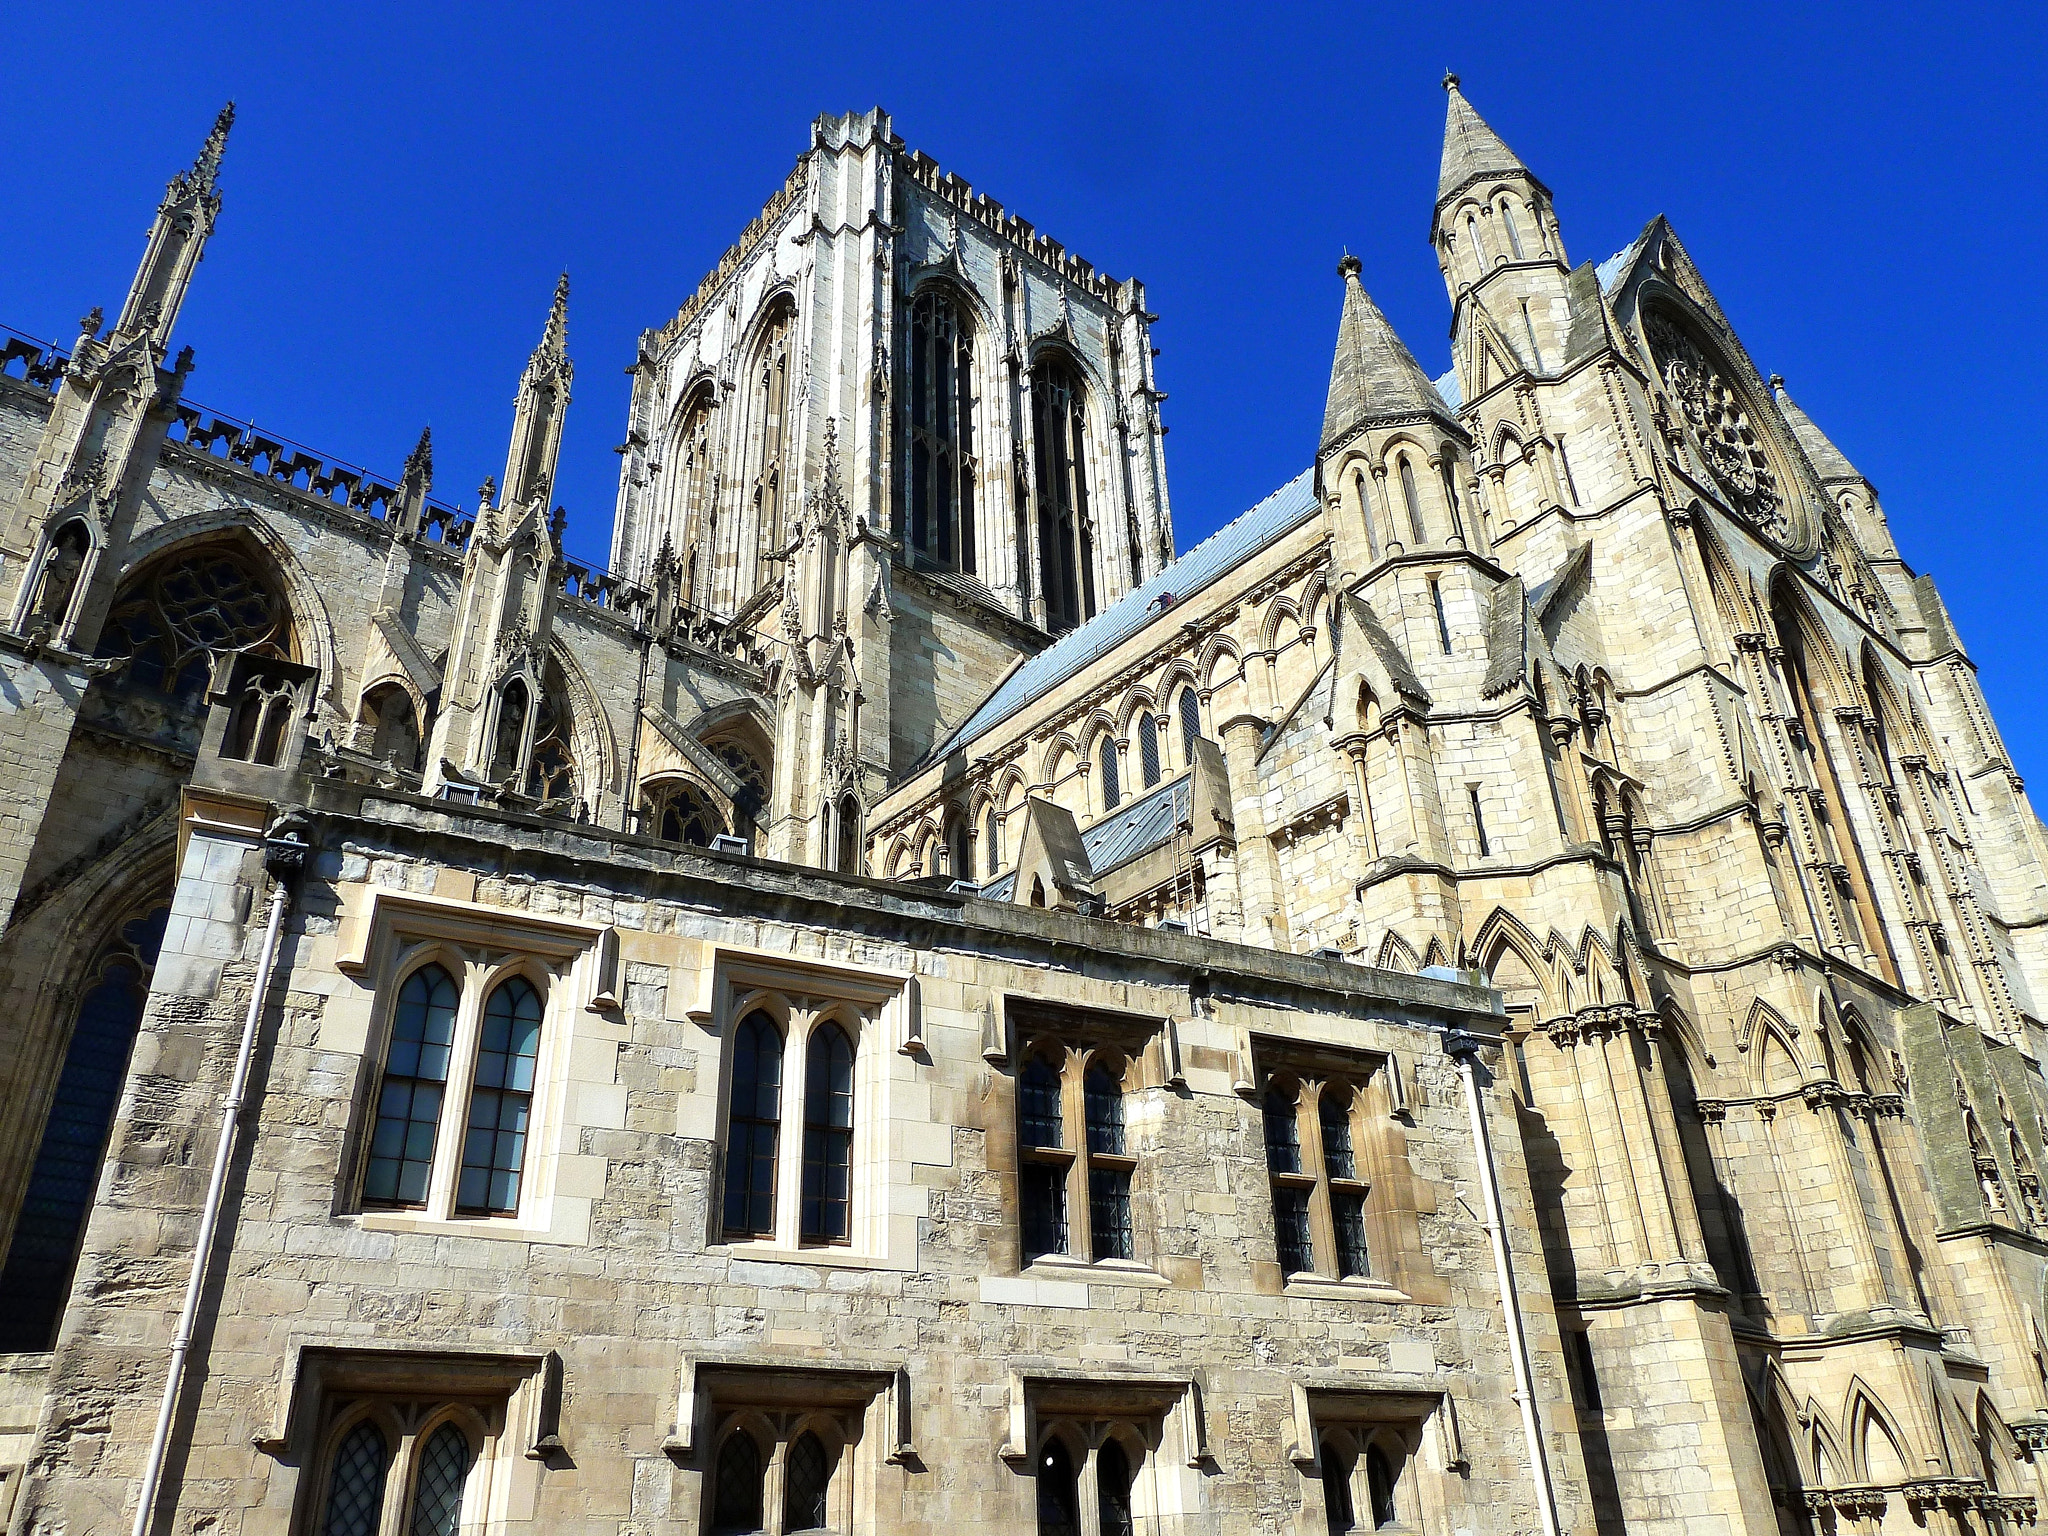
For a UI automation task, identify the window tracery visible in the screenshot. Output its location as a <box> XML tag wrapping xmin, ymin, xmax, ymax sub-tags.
<box><xmin>644</xmin><ymin>779</ymin><xmax>727</xmax><ymax>847</ymax></box>
<box><xmin>1646</xmin><ymin>312</ymin><xmax>1790</xmax><ymax>544</ymax></box>
<box><xmin>95</xmin><ymin>546</ymin><xmax>289</xmax><ymax>699</ymax></box>
<box><xmin>903</xmin><ymin>287</ymin><xmax>978</xmax><ymax>573</ymax></box>
<box><xmin>1032</xmin><ymin>356</ymin><xmax>1094</xmax><ymax>634</ymax></box>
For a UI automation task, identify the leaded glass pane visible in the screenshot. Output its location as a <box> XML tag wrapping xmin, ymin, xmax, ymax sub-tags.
<box><xmin>457</xmin><ymin>976</ymin><xmax>542</xmax><ymax>1215</ymax></box>
<box><xmin>364</xmin><ymin>967</ymin><xmax>460</xmax><ymax>1209</ymax></box>
<box><xmin>1089</xmin><ymin>1167</ymin><xmax>1133</xmax><ymax>1262</ymax></box>
<box><xmin>321</xmin><ymin>1419</ymin><xmax>388</xmax><ymax>1536</ymax></box>
<box><xmin>713</xmin><ymin>1429</ymin><xmax>763</xmax><ymax>1532</ymax></box>
<box><xmin>801</xmin><ymin>1026</ymin><xmax>854</xmax><ymax>1243</ymax></box>
<box><xmin>1178</xmin><ymin>687</ymin><xmax>1203</xmax><ymax>763</ymax></box>
<box><xmin>1334</xmin><ymin>1190</ymin><xmax>1371</xmax><ymax>1279</ymax></box>
<box><xmin>406</xmin><ymin>1422</ymin><xmax>470</xmax><ymax>1536</ymax></box>
<box><xmin>1097</xmin><ymin>1437</ymin><xmax>1136</xmax><ymax>1536</ymax></box>
<box><xmin>1320</xmin><ymin>1091</ymin><xmax>1356</xmax><ymax>1181</ymax></box>
<box><xmin>723</xmin><ymin>1013</ymin><xmax>782</xmax><ymax>1236</ymax></box>
<box><xmin>1273</xmin><ymin>1185</ymin><xmax>1314</xmax><ymax>1275</ymax></box>
<box><xmin>1084</xmin><ymin>1064</ymin><xmax>1124</xmax><ymax>1156</ymax></box>
<box><xmin>1322</xmin><ymin>1436</ymin><xmax>1357</xmax><ymax>1534</ymax></box>
<box><xmin>1139</xmin><ymin>716</ymin><xmax>1161</xmax><ymax>787</ymax></box>
<box><xmin>1019</xmin><ymin>1057</ymin><xmax>1063</xmax><ymax>1149</ymax></box>
<box><xmin>784</xmin><ymin>1430</ymin><xmax>832</xmax><ymax>1532</ymax></box>
<box><xmin>1036</xmin><ymin>1437</ymin><xmax>1080</xmax><ymax>1536</ymax></box>
<box><xmin>1263</xmin><ymin>1089</ymin><xmax>1301</xmax><ymax>1175</ymax></box>
<box><xmin>1022</xmin><ymin>1163</ymin><xmax>1067</xmax><ymax>1262</ymax></box>
<box><xmin>1099</xmin><ymin>735</ymin><xmax>1121</xmax><ymax>810</ymax></box>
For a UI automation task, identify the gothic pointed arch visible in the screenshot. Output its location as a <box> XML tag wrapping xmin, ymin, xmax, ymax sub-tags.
<box><xmin>1375</xmin><ymin>930</ymin><xmax>1420</xmax><ymax>973</ymax></box>
<box><xmin>1842</xmin><ymin>1377</ymin><xmax>1912</xmax><ymax>1485</ymax></box>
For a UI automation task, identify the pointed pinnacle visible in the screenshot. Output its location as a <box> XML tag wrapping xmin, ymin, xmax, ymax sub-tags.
<box><xmin>1438</xmin><ymin>75</ymin><xmax>1531</xmax><ymax>205</ymax></box>
<box><xmin>193</xmin><ymin>102</ymin><xmax>235</xmax><ymax>186</ymax></box>
<box><xmin>542</xmin><ymin>272</ymin><xmax>570</xmax><ymax>354</ymax></box>
<box><xmin>402</xmin><ymin>426</ymin><xmax>434</xmax><ymax>490</ymax></box>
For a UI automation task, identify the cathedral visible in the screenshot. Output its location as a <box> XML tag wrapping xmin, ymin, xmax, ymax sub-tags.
<box><xmin>0</xmin><ymin>72</ymin><xmax>2043</xmax><ymax>1536</ymax></box>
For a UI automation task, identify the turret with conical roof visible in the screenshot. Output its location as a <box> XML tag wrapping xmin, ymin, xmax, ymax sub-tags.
<box><xmin>1318</xmin><ymin>256</ymin><xmax>1475</xmax><ymax>573</ymax></box>
<box><xmin>1433</xmin><ymin>75</ymin><xmax>1565</xmax><ymax>297</ymax></box>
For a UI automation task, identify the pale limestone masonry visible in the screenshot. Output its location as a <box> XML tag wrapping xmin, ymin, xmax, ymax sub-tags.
<box><xmin>0</xmin><ymin>76</ymin><xmax>2043</xmax><ymax>1536</ymax></box>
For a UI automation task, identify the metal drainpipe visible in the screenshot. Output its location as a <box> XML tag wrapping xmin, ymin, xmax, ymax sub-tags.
<box><xmin>130</xmin><ymin>827</ymin><xmax>304</xmax><ymax>1536</ymax></box>
<box><xmin>1445</xmin><ymin>1025</ymin><xmax>1564</xmax><ymax>1536</ymax></box>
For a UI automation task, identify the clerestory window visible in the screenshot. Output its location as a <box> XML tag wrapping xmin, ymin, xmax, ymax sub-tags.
<box><xmin>1031</xmin><ymin>356</ymin><xmax>1095</xmax><ymax>634</ymax></box>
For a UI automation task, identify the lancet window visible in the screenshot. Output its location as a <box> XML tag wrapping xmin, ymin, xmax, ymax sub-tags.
<box><xmin>1032</xmin><ymin>356</ymin><xmax>1095</xmax><ymax>634</ymax></box>
<box><xmin>670</xmin><ymin>386</ymin><xmax>717</xmax><ymax>605</ymax></box>
<box><xmin>904</xmin><ymin>287</ymin><xmax>978</xmax><ymax>573</ymax></box>
<box><xmin>0</xmin><ymin>899</ymin><xmax>169</xmax><ymax>1352</ymax></box>
<box><xmin>728</xmin><ymin>299</ymin><xmax>796</xmax><ymax>612</ymax></box>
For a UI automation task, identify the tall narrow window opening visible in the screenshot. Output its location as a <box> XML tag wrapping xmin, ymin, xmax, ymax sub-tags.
<box><xmin>1501</xmin><ymin>199</ymin><xmax>1526</xmax><ymax>259</ymax></box>
<box><xmin>784</xmin><ymin>1430</ymin><xmax>832</xmax><ymax>1532</ymax></box>
<box><xmin>1177</xmin><ymin>686</ymin><xmax>1204</xmax><ymax>765</ymax></box>
<box><xmin>905</xmin><ymin>288</ymin><xmax>978</xmax><ymax>572</ymax></box>
<box><xmin>1036</xmin><ymin>1438</ymin><xmax>1081</xmax><ymax>1536</ymax></box>
<box><xmin>1099</xmin><ymin>735</ymin><xmax>1122</xmax><ymax>812</ymax></box>
<box><xmin>1031</xmin><ymin>357</ymin><xmax>1094</xmax><ymax>634</ymax></box>
<box><xmin>1096</xmin><ymin>1437</ymin><xmax>1136</xmax><ymax>1536</ymax></box>
<box><xmin>1321</xmin><ymin>1434</ymin><xmax>1357</xmax><ymax>1535</ymax></box>
<box><xmin>1556</xmin><ymin>433</ymin><xmax>1582</xmax><ymax>507</ymax></box>
<box><xmin>801</xmin><ymin>1025</ymin><xmax>855</xmax><ymax>1244</ymax></box>
<box><xmin>1139</xmin><ymin>714</ymin><xmax>1161</xmax><ymax>788</ymax></box>
<box><xmin>365</xmin><ymin>963</ymin><xmax>460</xmax><ymax>1209</ymax></box>
<box><xmin>712</xmin><ymin>1429</ymin><xmax>764</xmax><ymax>1534</ymax></box>
<box><xmin>1429</xmin><ymin>578</ymin><xmax>1453</xmax><ymax>655</ymax></box>
<box><xmin>1265</xmin><ymin>1084</ymin><xmax>1313</xmax><ymax>1275</ymax></box>
<box><xmin>408</xmin><ymin>1422</ymin><xmax>472</xmax><ymax>1536</ymax></box>
<box><xmin>458</xmin><ymin>976</ymin><xmax>543</xmax><ymax>1216</ymax></box>
<box><xmin>723</xmin><ymin>1011</ymin><xmax>783</xmax><ymax>1237</ymax></box>
<box><xmin>1468</xmin><ymin>785</ymin><xmax>1492</xmax><ymax>858</ymax></box>
<box><xmin>1085</xmin><ymin>1060</ymin><xmax>1134</xmax><ymax>1261</ymax></box>
<box><xmin>1399</xmin><ymin>456</ymin><xmax>1427</xmax><ymax>545</ymax></box>
<box><xmin>1520</xmin><ymin>300</ymin><xmax>1542</xmax><ymax>372</ymax></box>
<box><xmin>321</xmin><ymin>1420</ymin><xmax>391</xmax><ymax>1536</ymax></box>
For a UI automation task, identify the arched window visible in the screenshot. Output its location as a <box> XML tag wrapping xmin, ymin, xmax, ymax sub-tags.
<box><xmin>457</xmin><ymin>976</ymin><xmax>543</xmax><ymax>1216</ymax></box>
<box><xmin>836</xmin><ymin>794</ymin><xmax>861</xmax><ymax>874</ymax></box>
<box><xmin>947</xmin><ymin>813</ymin><xmax>971</xmax><ymax>880</ymax></box>
<box><xmin>1099</xmin><ymin>734</ymin><xmax>1122</xmax><ymax>812</ymax></box>
<box><xmin>1096</xmin><ymin>1436</ymin><xmax>1136</xmax><ymax>1536</ymax></box>
<box><xmin>320</xmin><ymin>1419</ymin><xmax>390</xmax><ymax>1536</ymax></box>
<box><xmin>1399</xmin><ymin>456</ymin><xmax>1427</xmax><ymax>544</ymax></box>
<box><xmin>524</xmin><ymin>660</ymin><xmax>578</xmax><ymax>806</ymax></box>
<box><xmin>785</xmin><ymin>1429</ymin><xmax>833</xmax><ymax>1532</ymax></box>
<box><xmin>409</xmin><ymin>1421</ymin><xmax>472</xmax><ymax>1536</ymax></box>
<box><xmin>0</xmin><ymin>904</ymin><xmax>166</xmax><ymax>1352</ymax></box>
<box><xmin>364</xmin><ymin>963</ymin><xmax>460</xmax><ymax>1209</ymax></box>
<box><xmin>801</xmin><ymin>1025</ymin><xmax>854</xmax><ymax>1244</ymax></box>
<box><xmin>1177</xmin><ymin>687</ymin><xmax>1203</xmax><ymax>765</ymax></box>
<box><xmin>1138</xmin><ymin>714</ymin><xmax>1161</xmax><ymax>789</ymax></box>
<box><xmin>712</xmin><ymin>1428</ymin><xmax>765</xmax><ymax>1534</ymax></box>
<box><xmin>1366</xmin><ymin>1443</ymin><xmax>1398</xmax><ymax>1527</ymax></box>
<box><xmin>709</xmin><ymin>735</ymin><xmax>772</xmax><ymax>833</ymax></box>
<box><xmin>905</xmin><ymin>287</ymin><xmax>978</xmax><ymax>573</ymax></box>
<box><xmin>1084</xmin><ymin>1060</ymin><xmax>1132</xmax><ymax>1260</ymax></box>
<box><xmin>723</xmin><ymin>1011</ymin><xmax>783</xmax><ymax>1237</ymax></box>
<box><xmin>729</xmin><ymin>300</ymin><xmax>795</xmax><ymax>611</ymax></box>
<box><xmin>1501</xmin><ymin>199</ymin><xmax>1526</xmax><ymax>259</ymax></box>
<box><xmin>364</xmin><ymin>683</ymin><xmax>423</xmax><ymax>773</ymax></box>
<box><xmin>1354</xmin><ymin>469</ymin><xmax>1381</xmax><ymax>562</ymax></box>
<box><xmin>94</xmin><ymin>545</ymin><xmax>288</xmax><ymax>705</ymax></box>
<box><xmin>644</xmin><ymin>780</ymin><xmax>726</xmax><ymax>846</ymax></box>
<box><xmin>982</xmin><ymin>806</ymin><xmax>1001</xmax><ymax>876</ymax></box>
<box><xmin>670</xmin><ymin>387</ymin><xmax>716</xmax><ymax>601</ymax></box>
<box><xmin>1031</xmin><ymin>356</ymin><xmax>1094</xmax><ymax>634</ymax></box>
<box><xmin>1320</xmin><ymin>1432</ymin><xmax>1357</xmax><ymax>1534</ymax></box>
<box><xmin>1465</xmin><ymin>214</ymin><xmax>1485</xmax><ymax>273</ymax></box>
<box><xmin>1029</xmin><ymin>875</ymin><xmax>1047</xmax><ymax>908</ymax></box>
<box><xmin>30</xmin><ymin>520</ymin><xmax>88</xmax><ymax>631</ymax></box>
<box><xmin>491</xmin><ymin>678</ymin><xmax>530</xmax><ymax>781</ymax></box>
<box><xmin>1036</xmin><ymin>1436</ymin><xmax>1080</xmax><ymax>1536</ymax></box>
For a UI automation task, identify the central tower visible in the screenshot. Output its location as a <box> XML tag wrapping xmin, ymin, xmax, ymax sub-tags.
<box><xmin>611</xmin><ymin>109</ymin><xmax>1173</xmax><ymax>799</ymax></box>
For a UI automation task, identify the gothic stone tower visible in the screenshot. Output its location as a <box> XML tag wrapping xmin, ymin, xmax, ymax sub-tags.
<box><xmin>609</xmin><ymin>108</ymin><xmax>1172</xmax><ymax>869</ymax></box>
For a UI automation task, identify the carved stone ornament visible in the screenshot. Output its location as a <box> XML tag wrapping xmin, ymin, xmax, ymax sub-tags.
<box><xmin>1645</xmin><ymin>314</ymin><xmax>1790</xmax><ymax>545</ymax></box>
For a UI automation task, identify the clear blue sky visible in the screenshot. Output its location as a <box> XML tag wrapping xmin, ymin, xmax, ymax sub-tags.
<box><xmin>5</xmin><ymin>4</ymin><xmax>2045</xmax><ymax>781</ymax></box>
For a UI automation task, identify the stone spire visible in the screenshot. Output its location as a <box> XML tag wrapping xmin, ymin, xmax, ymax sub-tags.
<box><xmin>1322</xmin><ymin>256</ymin><xmax>1454</xmax><ymax>451</ymax></box>
<box><xmin>502</xmin><ymin>274</ymin><xmax>573</xmax><ymax>513</ymax></box>
<box><xmin>112</xmin><ymin>102</ymin><xmax>235</xmax><ymax>353</ymax></box>
<box><xmin>1770</xmin><ymin>375</ymin><xmax>1862</xmax><ymax>483</ymax></box>
<box><xmin>1438</xmin><ymin>73</ymin><xmax>1534</xmax><ymax>206</ymax></box>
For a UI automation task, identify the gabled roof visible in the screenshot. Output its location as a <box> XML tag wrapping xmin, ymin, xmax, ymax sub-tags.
<box><xmin>1085</xmin><ymin>773</ymin><xmax>1190</xmax><ymax>875</ymax></box>
<box><xmin>1323</xmin><ymin>257</ymin><xmax>1459</xmax><ymax>450</ymax></box>
<box><xmin>917</xmin><ymin>468</ymin><xmax>1322</xmax><ymax>767</ymax></box>
<box><xmin>1439</xmin><ymin>74</ymin><xmax>1536</xmax><ymax>205</ymax></box>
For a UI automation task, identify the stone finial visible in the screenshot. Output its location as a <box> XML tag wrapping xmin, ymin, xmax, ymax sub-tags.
<box><xmin>401</xmin><ymin>426</ymin><xmax>434</xmax><ymax>493</ymax></box>
<box><xmin>541</xmin><ymin>272</ymin><xmax>570</xmax><ymax>356</ymax></box>
<box><xmin>1442</xmin><ymin>70</ymin><xmax>1461</xmax><ymax>92</ymax></box>
<box><xmin>192</xmin><ymin>102</ymin><xmax>235</xmax><ymax>189</ymax></box>
<box><xmin>1338</xmin><ymin>253</ymin><xmax>1363</xmax><ymax>280</ymax></box>
<box><xmin>78</xmin><ymin>307</ymin><xmax>103</xmax><ymax>340</ymax></box>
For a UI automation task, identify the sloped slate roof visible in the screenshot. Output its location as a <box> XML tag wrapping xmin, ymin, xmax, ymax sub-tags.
<box><xmin>921</xmin><ymin>468</ymin><xmax>1322</xmax><ymax>766</ymax></box>
<box><xmin>1439</xmin><ymin>80</ymin><xmax>1532</xmax><ymax>203</ymax></box>
<box><xmin>1086</xmin><ymin>774</ymin><xmax>1189</xmax><ymax>874</ymax></box>
<box><xmin>1323</xmin><ymin>262</ymin><xmax>1455</xmax><ymax>449</ymax></box>
<box><xmin>1773</xmin><ymin>379</ymin><xmax>1863</xmax><ymax>483</ymax></box>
